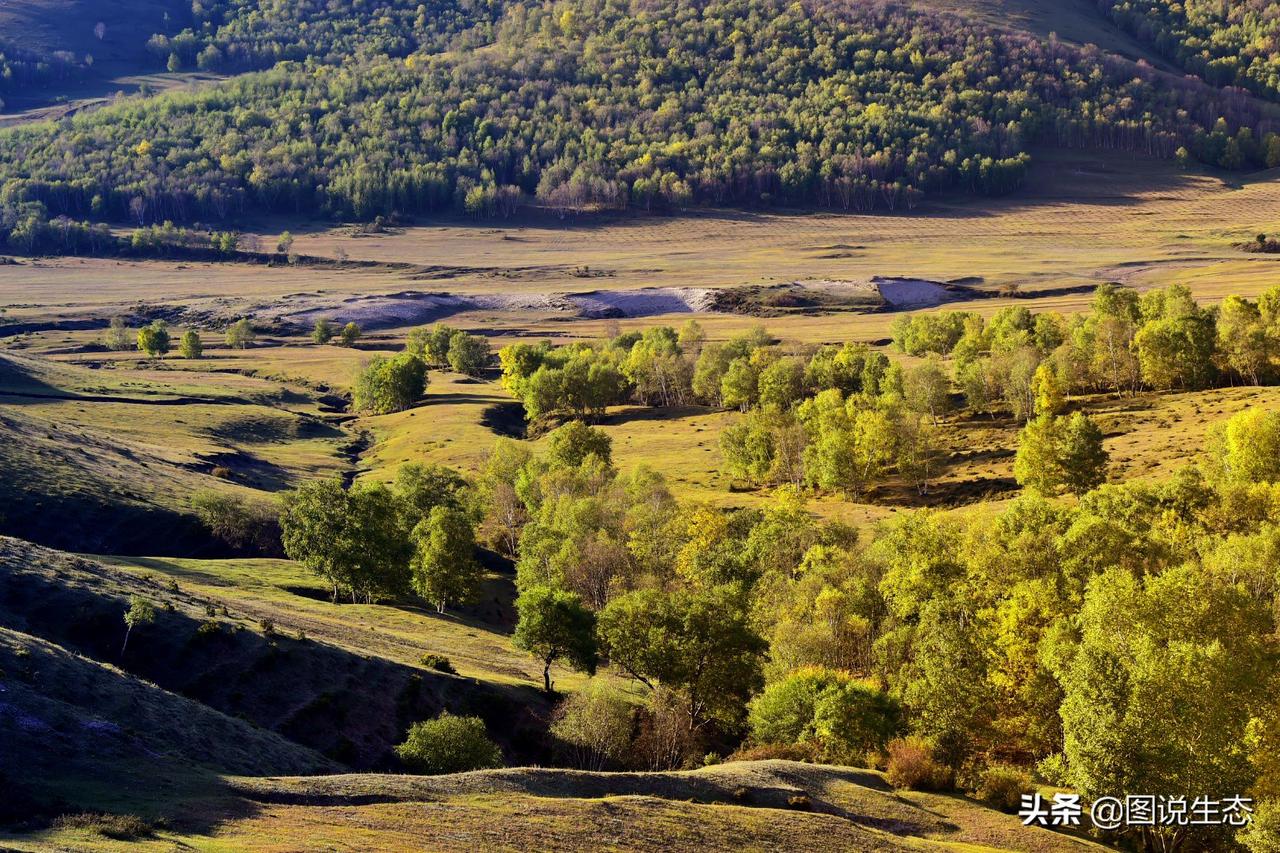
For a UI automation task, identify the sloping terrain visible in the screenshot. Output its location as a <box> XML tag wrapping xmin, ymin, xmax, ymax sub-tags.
<box><xmin>0</xmin><ymin>350</ymin><xmax>349</xmax><ymax>553</ymax></box>
<box><xmin>2</xmin><ymin>756</ymin><xmax>1108</xmax><ymax>851</ymax></box>
<box><xmin>0</xmin><ymin>537</ymin><xmax>550</xmax><ymax>772</ymax></box>
<box><xmin>0</xmin><ymin>626</ymin><xmax>336</xmax><ymax>823</ymax></box>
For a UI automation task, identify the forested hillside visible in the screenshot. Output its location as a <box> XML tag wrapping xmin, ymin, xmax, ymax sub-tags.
<box><xmin>0</xmin><ymin>0</ymin><xmax>1277</xmax><ymax>249</ymax></box>
<box><xmin>1098</xmin><ymin>0</ymin><xmax>1280</xmax><ymax>100</ymax></box>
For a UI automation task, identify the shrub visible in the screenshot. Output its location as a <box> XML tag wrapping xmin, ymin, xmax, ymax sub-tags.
<box><xmin>885</xmin><ymin>736</ymin><xmax>952</xmax><ymax>791</ymax></box>
<box><xmin>191</xmin><ymin>490</ymin><xmax>281</xmax><ymax>554</ymax></box>
<box><xmin>53</xmin><ymin>813</ymin><xmax>153</xmax><ymax>840</ymax></box>
<box><xmin>419</xmin><ymin>653</ymin><xmax>456</xmax><ymax>674</ymax></box>
<box><xmin>726</xmin><ymin>742</ymin><xmax>818</xmax><ymax>764</ymax></box>
<box><xmin>974</xmin><ymin>764</ymin><xmax>1033</xmax><ymax>812</ymax></box>
<box><xmin>550</xmin><ymin>679</ymin><xmax>634</xmax><ymax>770</ymax></box>
<box><xmin>1035</xmin><ymin>753</ymin><xmax>1069</xmax><ymax>786</ymax></box>
<box><xmin>395</xmin><ymin>712</ymin><xmax>502</xmax><ymax>774</ymax></box>
<box><xmin>748</xmin><ymin>667</ymin><xmax>900</xmax><ymax>764</ymax></box>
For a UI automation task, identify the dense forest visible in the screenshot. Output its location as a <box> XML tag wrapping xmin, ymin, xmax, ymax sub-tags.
<box><xmin>0</xmin><ymin>0</ymin><xmax>1277</xmax><ymax>244</ymax></box>
<box><xmin>149</xmin><ymin>0</ymin><xmax>505</xmax><ymax>72</ymax></box>
<box><xmin>1098</xmin><ymin>0</ymin><xmax>1280</xmax><ymax>100</ymax></box>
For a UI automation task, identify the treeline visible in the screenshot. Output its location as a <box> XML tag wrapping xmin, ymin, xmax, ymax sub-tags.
<box><xmin>148</xmin><ymin>0</ymin><xmax>505</xmax><ymax>73</ymax></box>
<box><xmin>0</xmin><ymin>41</ymin><xmax>86</xmax><ymax>105</ymax></box>
<box><xmin>1098</xmin><ymin>0</ymin><xmax>1280</xmax><ymax>104</ymax></box>
<box><xmin>0</xmin><ymin>0</ymin><xmax>1276</xmax><ymax>237</ymax></box>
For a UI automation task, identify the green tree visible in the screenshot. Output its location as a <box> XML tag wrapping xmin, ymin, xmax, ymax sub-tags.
<box><xmin>340</xmin><ymin>322</ymin><xmax>362</xmax><ymax>346</ymax></box>
<box><xmin>1210</xmin><ymin>407</ymin><xmax>1280</xmax><ymax>484</ymax></box>
<box><xmin>120</xmin><ymin>595</ymin><xmax>156</xmax><ymax>658</ymax></box>
<box><xmin>1056</xmin><ymin>566</ymin><xmax>1273</xmax><ymax>851</ymax></box>
<box><xmin>748</xmin><ymin>667</ymin><xmax>900</xmax><ymax>763</ymax></box>
<box><xmin>395</xmin><ymin>712</ymin><xmax>502</xmax><ymax>774</ymax></box>
<box><xmin>546</xmin><ymin>420</ymin><xmax>612</xmax><ymax>468</ymax></box>
<box><xmin>136</xmin><ymin>320</ymin><xmax>170</xmax><ymax>356</ymax></box>
<box><xmin>178</xmin><ymin>329</ymin><xmax>203</xmax><ymax>359</ymax></box>
<box><xmin>1031</xmin><ymin>362</ymin><xmax>1064</xmax><ymax>415</ymax></box>
<box><xmin>224</xmin><ymin>318</ymin><xmax>256</xmax><ymax>349</ymax></box>
<box><xmin>598</xmin><ymin>585</ymin><xmax>766</xmax><ymax>729</ymax></box>
<box><xmin>312</xmin><ymin>318</ymin><xmax>335</xmax><ymax>345</ymax></box>
<box><xmin>276</xmin><ymin>231</ymin><xmax>294</xmax><ymax>254</ymax></box>
<box><xmin>757</xmin><ymin>357</ymin><xmax>805</xmax><ymax>412</ymax></box>
<box><xmin>407</xmin><ymin>324</ymin><xmax>457</xmax><ymax>366</ymax></box>
<box><xmin>550</xmin><ymin>679</ymin><xmax>635</xmax><ymax>770</ymax></box>
<box><xmin>352</xmin><ymin>353</ymin><xmax>427</xmax><ymax>414</ymax></box>
<box><xmin>1014</xmin><ymin>413</ymin><xmax>1107</xmax><ymax>496</ymax></box>
<box><xmin>447</xmin><ymin>330</ymin><xmax>490</xmax><ymax>376</ymax></box>
<box><xmin>513</xmin><ymin>584</ymin><xmax>598</xmax><ymax>693</ymax></box>
<box><xmin>721</xmin><ymin>357</ymin><xmax>759</xmax><ymax>411</ymax></box>
<box><xmin>410</xmin><ymin>505</ymin><xmax>481</xmax><ymax>613</ymax></box>
<box><xmin>280</xmin><ymin>479</ymin><xmax>410</xmax><ymax>602</ymax></box>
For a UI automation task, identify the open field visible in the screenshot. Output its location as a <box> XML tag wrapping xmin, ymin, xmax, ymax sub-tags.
<box><xmin>2</xmin><ymin>151</ymin><xmax>1279</xmax><ymax>344</ymax></box>
<box><xmin>4</xmin><ymin>759</ymin><xmax>1105</xmax><ymax>852</ymax></box>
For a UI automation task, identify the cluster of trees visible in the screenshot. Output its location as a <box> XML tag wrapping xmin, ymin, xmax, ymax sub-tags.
<box><xmin>405</xmin><ymin>324</ymin><xmax>491</xmax><ymax>377</ymax></box>
<box><xmin>913</xmin><ymin>283</ymin><xmax>1280</xmax><ymax>412</ymax></box>
<box><xmin>496</xmin><ymin>409</ymin><xmax>1280</xmax><ymax>853</ymax></box>
<box><xmin>0</xmin><ymin>0</ymin><xmax>1274</xmax><ymax>242</ymax></box>
<box><xmin>0</xmin><ymin>41</ymin><xmax>86</xmax><ymax>107</ymax></box>
<box><xmin>280</xmin><ymin>463</ymin><xmax>481</xmax><ymax>608</ymax></box>
<box><xmin>1099</xmin><ymin>0</ymin><xmax>1280</xmax><ymax>104</ymax></box>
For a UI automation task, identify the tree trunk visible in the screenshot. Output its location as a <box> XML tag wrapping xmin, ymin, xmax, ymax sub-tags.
<box><xmin>120</xmin><ymin>625</ymin><xmax>132</xmax><ymax>659</ymax></box>
<box><xmin>543</xmin><ymin>659</ymin><xmax>553</xmax><ymax>694</ymax></box>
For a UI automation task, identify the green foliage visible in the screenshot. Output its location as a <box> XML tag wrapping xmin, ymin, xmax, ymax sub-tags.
<box><xmin>748</xmin><ymin>667</ymin><xmax>899</xmax><ymax>764</ymax></box>
<box><xmin>224</xmin><ymin>318</ymin><xmax>256</xmax><ymax>349</ymax></box>
<box><xmin>512</xmin><ymin>584</ymin><xmax>598</xmax><ymax>693</ymax></box>
<box><xmin>178</xmin><ymin>329</ymin><xmax>203</xmax><ymax>359</ymax></box>
<box><xmin>352</xmin><ymin>353</ymin><xmax>427</xmax><ymax>414</ymax></box>
<box><xmin>446</xmin><ymin>330</ymin><xmax>491</xmax><ymax>377</ymax></box>
<box><xmin>280</xmin><ymin>479</ymin><xmax>412</xmax><ymax>602</ymax></box>
<box><xmin>551</xmin><ymin>679</ymin><xmax>635</xmax><ymax>770</ymax></box>
<box><xmin>1055</xmin><ymin>565</ymin><xmax>1271</xmax><ymax>847</ymax></box>
<box><xmin>546</xmin><ymin>420</ymin><xmax>612</xmax><ymax>469</ymax></box>
<box><xmin>135</xmin><ymin>320</ymin><xmax>170</xmax><ymax>356</ymax></box>
<box><xmin>191</xmin><ymin>490</ymin><xmax>280</xmax><ymax>554</ymax></box>
<box><xmin>395</xmin><ymin>712</ymin><xmax>502</xmax><ymax>774</ymax></box>
<box><xmin>407</xmin><ymin>324</ymin><xmax>459</xmax><ymax>366</ymax></box>
<box><xmin>340</xmin><ymin>322</ymin><xmax>362</xmax><ymax>346</ymax></box>
<box><xmin>409</xmin><ymin>505</ymin><xmax>482</xmax><ymax>613</ymax></box>
<box><xmin>1014</xmin><ymin>413</ymin><xmax>1108</xmax><ymax>496</ymax></box>
<box><xmin>1210</xmin><ymin>407</ymin><xmax>1280</xmax><ymax>484</ymax></box>
<box><xmin>598</xmin><ymin>584</ymin><xmax>766</xmax><ymax>728</ymax></box>
<box><xmin>311</xmin><ymin>318</ymin><xmax>335</xmax><ymax>345</ymax></box>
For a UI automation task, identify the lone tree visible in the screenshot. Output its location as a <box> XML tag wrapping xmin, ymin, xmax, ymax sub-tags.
<box><xmin>179</xmin><ymin>329</ymin><xmax>203</xmax><ymax>359</ymax></box>
<box><xmin>513</xmin><ymin>585</ymin><xmax>598</xmax><ymax>694</ymax></box>
<box><xmin>409</xmin><ymin>505</ymin><xmax>481</xmax><ymax>613</ymax></box>
<box><xmin>312</xmin><ymin>318</ymin><xmax>335</xmax><ymax>345</ymax></box>
<box><xmin>136</xmin><ymin>320</ymin><xmax>171</xmax><ymax>357</ymax></box>
<box><xmin>340</xmin><ymin>322</ymin><xmax>362</xmax><ymax>346</ymax></box>
<box><xmin>225</xmin><ymin>318</ymin><xmax>256</xmax><ymax>349</ymax></box>
<box><xmin>120</xmin><ymin>595</ymin><xmax>156</xmax><ymax>658</ymax></box>
<box><xmin>105</xmin><ymin>316</ymin><xmax>132</xmax><ymax>350</ymax></box>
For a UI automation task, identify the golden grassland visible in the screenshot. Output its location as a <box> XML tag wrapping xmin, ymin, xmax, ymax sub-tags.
<box><xmin>3</xmin><ymin>760</ymin><xmax>1107</xmax><ymax>852</ymax></box>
